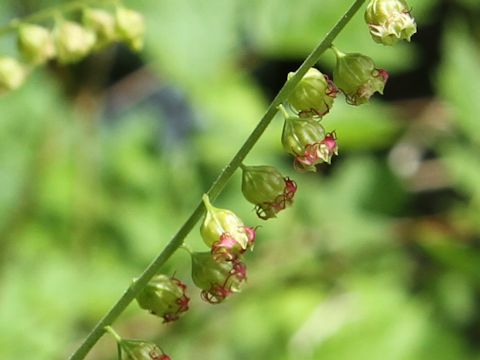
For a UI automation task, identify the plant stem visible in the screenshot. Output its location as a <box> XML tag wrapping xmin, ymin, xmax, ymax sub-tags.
<box><xmin>0</xmin><ymin>0</ymin><xmax>116</xmax><ymax>36</ymax></box>
<box><xmin>67</xmin><ymin>1</ymin><xmax>366</xmax><ymax>359</ymax></box>
<box><xmin>104</xmin><ymin>326</ymin><xmax>122</xmax><ymax>343</ymax></box>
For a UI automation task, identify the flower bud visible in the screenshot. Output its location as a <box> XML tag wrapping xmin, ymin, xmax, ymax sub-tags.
<box><xmin>120</xmin><ymin>339</ymin><xmax>171</xmax><ymax>360</ymax></box>
<box><xmin>83</xmin><ymin>8</ymin><xmax>117</xmax><ymax>49</ymax></box>
<box><xmin>287</xmin><ymin>68</ymin><xmax>337</xmax><ymax>118</ymax></box>
<box><xmin>0</xmin><ymin>57</ymin><xmax>27</xmax><ymax>94</ymax></box>
<box><xmin>54</xmin><ymin>20</ymin><xmax>96</xmax><ymax>64</ymax></box>
<box><xmin>191</xmin><ymin>251</ymin><xmax>247</xmax><ymax>304</ymax></box>
<box><xmin>332</xmin><ymin>47</ymin><xmax>388</xmax><ymax>105</ymax></box>
<box><xmin>135</xmin><ymin>275</ymin><xmax>189</xmax><ymax>323</ymax></box>
<box><xmin>241</xmin><ymin>165</ymin><xmax>297</xmax><ymax>220</ymax></box>
<box><xmin>201</xmin><ymin>194</ymin><xmax>254</xmax><ymax>261</ymax></box>
<box><xmin>282</xmin><ymin>114</ymin><xmax>338</xmax><ymax>171</ymax></box>
<box><xmin>17</xmin><ymin>24</ymin><xmax>55</xmax><ymax>65</ymax></box>
<box><xmin>115</xmin><ymin>6</ymin><xmax>145</xmax><ymax>51</ymax></box>
<box><xmin>365</xmin><ymin>0</ymin><xmax>416</xmax><ymax>46</ymax></box>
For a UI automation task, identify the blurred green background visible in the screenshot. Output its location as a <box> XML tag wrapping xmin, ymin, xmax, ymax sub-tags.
<box><xmin>1</xmin><ymin>0</ymin><xmax>480</xmax><ymax>359</ymax></box>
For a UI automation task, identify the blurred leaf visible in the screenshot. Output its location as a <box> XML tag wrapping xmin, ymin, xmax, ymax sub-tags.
<box><xmin>324</xmin><ymin>100</ymin><xmax>402</xmax><ymax>151</ymax></box>
<box><xmin>438</xmin><ymin>23</ymin><xmax>480</xmax><ymax>145</ymax></box>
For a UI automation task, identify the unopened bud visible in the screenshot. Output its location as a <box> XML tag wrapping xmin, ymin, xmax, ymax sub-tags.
<box><xmin>287</xmin><ymin>68</ymin><xmax>337</xmax><ymax>118</ymax></box>
<box><xmin>17</xmin><ymin>24</ymin><xmax>55</xmax><ymax>64</ymax></box>
<box><xmin>135</xmin><ymin>275</ymin><xmax>189</xmax><ymax>323</ymax></box>
<box><xmin>241</xmin><ymin>165</ymin><xmax>297</xmax><ymax>220</ymax></box>
<box><xmin>191</xmin><ymin>252</ymin><xmax>247</xmax><ymax>304</ymax></box>
<box><xmin>0</xmin><ymin>57</ymin><xmax>27</xmax><ymax>94</ymax></box>
<box><xmin>332</xmin><ymin>47</ymin><xmax>388</xmax><ymax>105</ymax></box>
<box><xmin>54</xmin><ymin>20</ymin><xmax>96</xmax><ymax>64</ymax></box>
<box><xmin>83</xmin><ymin>8</ymin><xmax>116</xmax><ymax>49</ymax></box>
<box><xmin>115</xmin><ymin>6</ymin><xmax>145</xmax><ymax>51</ymax></box>
<box><xmin>365</xmin><ymin>0</ymin><xmax>416</xmax><ymax>46</ymax></box>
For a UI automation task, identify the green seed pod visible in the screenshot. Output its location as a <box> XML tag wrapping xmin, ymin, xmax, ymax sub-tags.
<box><xmin>135</xmin><ymin>275</ymin><xmax>189</xmax><ymax>323</ymax></box>
<box><xmin>191</xmin><ymin>251</ymin><xmax>247</xmax><ymax>304</ymax></box>
<box><xmin>332</xmin><ymin>47</ymin><xmax>388</xmax><ymax>105</ymax></box>
<box><xmin>54</xmin><ymin>20</ymin><xmax>96</xmax><ymax>64</ymax></box>
<box><xmin>83</xmin><ymin>8</ymin><xmax>117</xmax><ymax>49</ymax></box>
<box><xmin>115</xmin><ymin>6</ymin><xmax>145</xmax><ymax>51</ymax></box>
<box><xmin>0</xmin><ymin>57</ymin><xmax>27</xmax><ymax>94</ymax></box>
<box><xmin>119</xmin><ymin>339</ymin><xmax>170</xmax><ymax>360</ymax></box>
<box><xmin>17</xmin><ymin>24</ymin><xmax>55</xmax><ymax>65</ymax></box>
<box><xmin>200</xmin><ymin>194</ymin><xmax>249</xmax><ymax>251</ymax></box>
<box><xmin>241</xmin><ymin>165</ymin><xmax>297</xmax><ymax>220</ymax></box>
<box><xmin>287</xmin><ymin>68</ymin><xmax>337</xmax><ymax>118</ymax></box>
<box><xmin>365</xmin><ymin>0</ymin><xmax>416</xmax><ymax>46</ymax></box>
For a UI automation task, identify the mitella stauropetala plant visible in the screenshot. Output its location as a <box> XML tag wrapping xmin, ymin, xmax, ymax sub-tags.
<box><xmin>365</xmin><ymin>0</ymin><xmax>416</xmax><ymax>45</ymax></box>
<box><xmin>135</xmin><ymin>275</ymin><xmax>190</xmax><ymax>323</ymax></box>
<box><xmin>2</xmin><ymin>1</ymin><xmax>416</xmax><ymax>359</ymax></box>
<box><xmin>241</xmin><ymin>164</ymin><xmax>297</xmax><ymax>220</ymax></box>
<box><xmin>331</xmin><ymin>46</ymin><xmax>388</xmax><ymax>105</ymax></box>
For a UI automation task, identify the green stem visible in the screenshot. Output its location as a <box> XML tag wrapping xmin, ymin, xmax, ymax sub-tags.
<box><xmin>67</xmin><ymin>1</ymin><xmax>366</xmax><ymax>359</ymax></box>
<box><xmin>329</xmin><ymin>44</ymin><xmax>345</xmax><ymax>59</ymax></box>
<box><xmin>277</xmin><ymin>104</ymin><xmax>290</xmax><ymax>119</ymax></box>
<box><xmin>0</xmin><ymin>0</ymin><xmax>116</xmax><ymax>36</ymax></box>
<box><xmin>104</xmin><ymin>326</ymin><xmax>122</xmax><ymax>344</ymax></box>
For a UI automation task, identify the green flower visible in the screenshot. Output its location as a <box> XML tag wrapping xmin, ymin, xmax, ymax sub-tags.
<box><xmin>241</xmin><ymin>164</ymin><xmax>297</xmax><ymax>219</ymax></box>
<box><xmin>0</xmin><ymin>57</ymin><xmax>27</xmax><ymax>94</ymax></box>
<box><xmin>332</xmin><ymin>47</ymin><xmax>388</xmax><ymax>105</ymax></box>
<box><xmin>17</xmin><ymin>24</ymin><xmax>55</xmax><ymax>64</ymax></box>
<box><xmin>135</xmin><ymin>275</ymin><xmax>189</xmax><ymax>323</ymax></box>
<box><xmin>54</xmin><ymin>20</ymin><xmax>96</xmax><ymax>64</ymax></box>
<box><xmin>191</xmin><ymin>252</ymin><xmax>247</xmax><ymax>304</ymax></box>
<box><xmin>365</xmin><ymin>0</ymin><xmax>416</xmax><ymax>46</ymax></box>
<box><xmin>287</xmin><ymin>68</ymin><xmax>337</xmax><ymax>118</ymax></box>
<box><xmin>115</xmin><ymin>6</ymin><xmax>145</xmax><ymax>51</ymax></box>
<box><xmin>83</xmin><ymin>8</ymin><xmax>117</xmax><ymax>49</ymax></box>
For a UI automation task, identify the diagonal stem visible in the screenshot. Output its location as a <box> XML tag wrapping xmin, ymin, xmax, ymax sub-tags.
<box><xmin>67</xmin><ymin>1</ymin><xmax>366</xmax><ymax>359</ymax></box>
